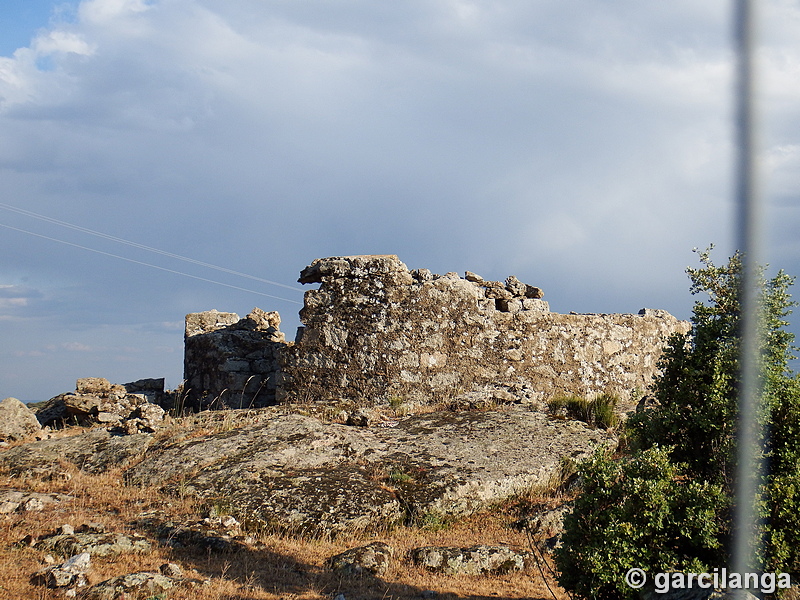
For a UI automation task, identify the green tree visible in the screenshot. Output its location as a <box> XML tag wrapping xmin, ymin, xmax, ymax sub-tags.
<box><xmin>555</xmin><ymin>248</ymin><xmax>800</xmax><ymax>598</ymax></box>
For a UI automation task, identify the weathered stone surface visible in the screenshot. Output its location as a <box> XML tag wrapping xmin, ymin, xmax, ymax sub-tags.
<box><xmin>160</xmin><ymin>562</ymin><xmax>183</xmax><ymax>578</ymax></box>
<box><xmin>33</xmin><ymin>552</ymin><xmax>91</xmax><ymax>589</ymax></box>
<box><xmin>124</xmin><ymin>377</ymin><xmax>166</xmax><ymax>404</ymax></box>
<box><xmin>125</xmin><ymin>407</ymin><xmax>614</xmax><ymax>537</ymax></box>
<box><xmin>278</xmin><ymin>255</ymin><xmax>690</xmax><ymax>411</ymax></box>
<box><xmin>411</xmin><ymin>545</ymin><xmax>531</xmax><ymax>575</ymax></box>
<box><xmin>183</xmin><ymin>308</ymin><xmax>287</xmax><ymax>410</ymax></box>
<box><xmin>0</xmin><ymin>429</ymin><xmax>152</xmax><ymax>477</ymax></box>
<box><xmin>35</xmin><ymin>526</ymin><xmax>152</xmax><ymax>558</ymax></box>
<box><xmin>80</xmin><ymin>572</ymin><xmax>175</xmax><ymax>600</ymax></box>
<box><xmin>0</xmin><ymin>397</ymin><xmax>41</xmax><ymax>441</ymax></box>
<box><xmin>0</xmin><ymin>489</ymin><xmax>71</xmax><ymax>514</ymax></box>
<box><xmin>327</xmin><ymin>542</ymin><xmax>393</xmax><ymax>576</ymax></box>
<box><xmin>137</xmin><ymin>515</ymin><xmax>251</xmax><ymax>553</ymax></box>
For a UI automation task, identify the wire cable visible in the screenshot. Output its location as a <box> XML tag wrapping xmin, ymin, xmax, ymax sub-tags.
<box><xmin>0</xmin><ymin>222</ymin><xmax>303</xmax><ymax>305</ymax></box>
<box><xmin>0</xmin><ymin>202</ymin><xmax>303</xmax><ymax>292</ymax></box>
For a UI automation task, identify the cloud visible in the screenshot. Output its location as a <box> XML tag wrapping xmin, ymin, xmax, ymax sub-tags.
<box><xmin>0</xmin><ymin>0</ymin><xmax>798</xmax><ymax>400</ymax></box>
<box><xmin>61</xmin><ymin>341</ymin><xmax>92</xmax><ymax>352</ymax></box>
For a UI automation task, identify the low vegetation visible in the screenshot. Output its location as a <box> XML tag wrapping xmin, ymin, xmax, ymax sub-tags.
<box><xmin>547</xmin><ymin>392</ymin><xmax>618</xmax><ymax>429</ymax></box>
<box><xmin>556</xmin><ymin>248</ymin><xmax>800</xmax><ymax>598</ymax></box>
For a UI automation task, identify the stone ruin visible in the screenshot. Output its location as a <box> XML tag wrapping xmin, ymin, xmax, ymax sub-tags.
<box><xmin>182</xmin><ymin>307</ymin><xmax>285</xmax><ymax>410</ymax></box>
<box><xmin>183</xmin><ymin>255</ymin><xmax>691</xmax><ymax>412</ymax></box>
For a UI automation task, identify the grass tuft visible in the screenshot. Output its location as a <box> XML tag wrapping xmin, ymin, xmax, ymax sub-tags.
<box><xmin>547</xmin><ymin>393</ymin><xmax>618</xmax><ymax>429</ymax></box>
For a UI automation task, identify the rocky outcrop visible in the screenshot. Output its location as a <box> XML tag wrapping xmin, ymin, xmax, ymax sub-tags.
<box><xmin>277</xmin><ymin>255</ymin><xmax>689</xmax><ymax>411</ymax></box>
<box><xmin>0</xmin><ymin>397</ymin><xmax>41</xmax><ymax>441</ymax></box>
<box><xmin>2</xmin><ymin>400</ymin><xmax>612</xmax><ymax>540</ymax></box>
<box><xmin>0</xmin><ymin>489</ymin><xmax>72</xmax><ymax>513</ymax></box>
<box><xmin>411</xmin><ymin>545</ymin><xmax>531</xmax><ymax>575</ymax></box>
<box><xmin>0</xmin><ymin>429</ymin><xmax>152</xmax><ymax>477</ymax></box>
<box><xmin>81</xmin><ymin>571</ymin><xmax>176</xmax><ymax>599</ymax></box>
<box><xmin>125</xmin><ymin>407</ymin><xmax>614</xmax><ymax>537</ymax></box>
<box><xmin>34</xmin><ymin>523</ymin><xmax>152</xmax><ymax>558</ymax></box>
<box><xmin>183</xmin><ymin>308</ymin><xmax>287</xmax><ymax>411</ymax></box>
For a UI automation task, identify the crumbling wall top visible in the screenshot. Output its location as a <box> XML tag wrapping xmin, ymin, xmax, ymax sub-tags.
<box><xmin>298</xmin><ymin>255</ymin><xmax>409</xmax><ymax>284</ymax></box>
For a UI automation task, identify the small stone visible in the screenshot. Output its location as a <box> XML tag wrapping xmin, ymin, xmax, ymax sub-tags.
<box><xmin>60</xmin><ymin>524</ymin><xmax>75</xmax><ymax>535</ymax></box>
<box><xmin>464</xmin><ymin>271</ymin><xmax>484</xmax><ymax>283</ymax></box>
<box><xmin>96</xmin><ymin>412</ymin><xmax>121</xmax><ymax>424</ymax></box>
<box><xmin>505</xmin><ymin>276</ymin><xmax>527</xmax><ymax>296</ymax></box>
<box><xmin>160</xmin><ymin>562</ymin><xmax>182</xmax><ymax>578</ymax></box>
<box><xmin>524</xmin><ymin>284</ymin><xmax>544</xmax><ymax>299</ymax></box>
<box><xmin>61</xmin><ymin>552</ymin><xmax>92</xmax><ymax>573</ymax></box>
<box><xmin>81</xmin><ymin>571</ymin><xmax>175</xmax><ymax>599</ymax></box>
<box><xmin>0</xmin><ymin>501</ymin><xmax>20</xmax><ymax>514</ymax></box>
<box><xmin>346</xmin><ymin>408</ymin><xmax>372</xmax><ymax>427</ymax></box>
<box><xmin>43</xmin><ymin>554</ymin><xmax>56</xmax><ymax>565</ymax></box>
<box><xmin>22</xmin><ymin>497</ymin><xmax>45</xmax><ymax>512</ymax></box>
<box><xmin>220</xmin><ymin>515</ymin><xmax>239</xmax><ymax>529</ymax></box>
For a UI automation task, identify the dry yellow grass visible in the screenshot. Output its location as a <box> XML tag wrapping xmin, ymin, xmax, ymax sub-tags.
<box><xmin>0</xmin><ymin>457</ymin><xmax>567</xmax><ymax>600</ymax></box>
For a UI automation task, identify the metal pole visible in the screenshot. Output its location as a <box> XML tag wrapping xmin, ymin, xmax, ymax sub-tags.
<box><xmin>732</xmin><ymin>0</ymin><xmax>764</xmax><ymax>592</ymax></box>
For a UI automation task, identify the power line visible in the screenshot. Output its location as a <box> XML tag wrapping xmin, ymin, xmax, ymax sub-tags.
<box><xmin>0</xmin><ymin>222</ymin><xmax>303</xmax><ymax>305</ymax></box>
<box><xmin>0</xmin><ymin>202</ymin><xmax>303</xmax><ymax>292</ymax></box>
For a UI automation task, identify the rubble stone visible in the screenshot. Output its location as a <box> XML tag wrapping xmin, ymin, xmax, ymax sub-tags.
<box><xmin>0</xmin><ymin>397</ymin><xmax>42</xmax><ymax>441</ymax></box>
<box><xmin>31</xmin><ymin>378</ymin><xmax>166</xmax><ymax>433</ymax></box>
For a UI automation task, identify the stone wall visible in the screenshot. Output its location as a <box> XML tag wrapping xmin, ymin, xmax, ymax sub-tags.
<box><xmin>276</xmin><ymin>255</ymin><xmax>690</xmax><ymax>409</ymax></box>
<box><xmin>183</xmin><ymin>307</ymin><xmax>286</xmax><ymax>410</ymax></box>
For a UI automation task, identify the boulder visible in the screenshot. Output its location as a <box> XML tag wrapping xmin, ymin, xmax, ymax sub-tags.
<box><xmin>0</xmin><ymin>397</ymin><xmax>41</xmax><ymax>441</ymax></box>
<box><xmin>35</xmin><ymin>524</ymin><xmax>152</xmax><ymax>558</ymax></box>
<box><xmin>0</xmin><ymin>429</ymin><xmax>152</xmax><ymax>477</ymax></box>
<box><xmin>33</xmin><ymin>552</ymin><xmax>91</xmax><ymax>589</ymax></box>
<box><xmin>327</xmin><ymin>542</ymin><xmax>393</xmax><ymax>576</ymax></box>
<box><xmin>80</xmin><ymin>572</ymin><xmax>175</xmax><ymax>600</ymax></box>
<box><xmin>411</xmin><ymin>545</ymin><xmax>531</xmax><ymax>575</ymax></box>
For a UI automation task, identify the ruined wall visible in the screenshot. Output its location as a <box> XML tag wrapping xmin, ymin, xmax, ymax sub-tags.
<box><xmin>277</xmin><ymin>255</ymin><xmax>691</xmax><ymax>409</ymax></box>
<box><xmin>183</xmin><ymin>307</ymin><xmax>286</xmax><ymax>410</ymax></box>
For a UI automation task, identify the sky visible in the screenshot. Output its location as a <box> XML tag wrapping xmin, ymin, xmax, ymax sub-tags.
<box><xmin>1</xmin><ymin>0</ymin><xmax>798</xmax><ymax>403</ymax></box>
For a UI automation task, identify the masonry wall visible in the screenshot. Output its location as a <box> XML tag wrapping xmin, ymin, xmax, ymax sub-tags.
<box><xmin>183</xmin><ymin>307</ymin><xmax>286</xmax><ymax>410</ymax></box>
<box><xmin>276</xmin><ymin>255</ymin><xmax>691</xmax><ymax>409</ymax></box>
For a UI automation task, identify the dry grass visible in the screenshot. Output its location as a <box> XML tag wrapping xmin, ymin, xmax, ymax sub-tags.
<box><xmin>0</xmin><ymin>458</ymin><xmax>567</xmax><ymax>600</ymax></box>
